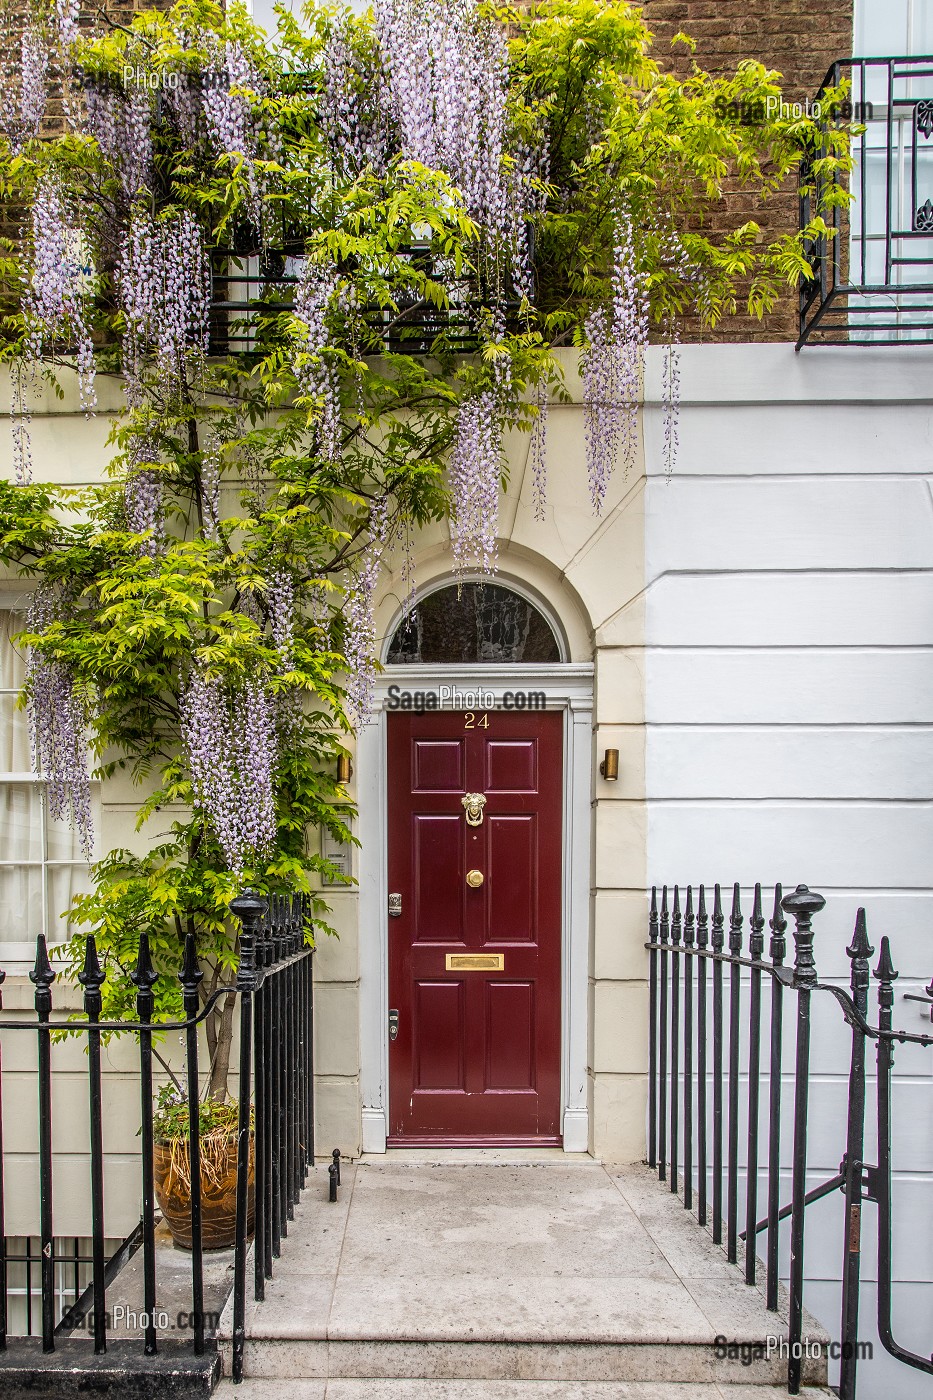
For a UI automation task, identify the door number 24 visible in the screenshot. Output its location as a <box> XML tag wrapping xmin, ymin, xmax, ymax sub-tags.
<box><xmin>463</xmin><ymin>712</ymin><xmax>489</xmax><ymax>729</ymax></box>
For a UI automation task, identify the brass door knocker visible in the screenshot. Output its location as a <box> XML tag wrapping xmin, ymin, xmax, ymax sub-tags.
<box><xmin>461</xmin><ymin>793</ymin><xmax>487</xmax><ymax>827</ymax></box>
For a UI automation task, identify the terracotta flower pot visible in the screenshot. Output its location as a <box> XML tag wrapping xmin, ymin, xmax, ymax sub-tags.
<box><xmin>153</xmin><ymin>1134</ymin><xmax>254</xmax><ymax>1252</ymax></box>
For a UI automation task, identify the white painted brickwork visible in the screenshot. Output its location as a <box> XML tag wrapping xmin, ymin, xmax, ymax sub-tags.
<box><xmin>642</xmin><ymin>344</ymin><xmax>933</xmax><ymax>1399</ymax></box>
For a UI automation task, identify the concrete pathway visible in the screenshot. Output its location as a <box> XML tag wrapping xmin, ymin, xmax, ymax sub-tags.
<box><xmin>216</xmin><ymin>1160</ymin><xmax>830</xmax><ymax>1390</ymax></box>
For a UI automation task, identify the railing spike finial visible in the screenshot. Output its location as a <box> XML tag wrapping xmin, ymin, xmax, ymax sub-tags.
<box><xmin>659</xmin><ymin>885</ymin><xmax>670</xmax><ymax>944</ymax></box>
<box><xmin>30</xmin><ymin>934</ymin><xmax>56</xmax><ymax>1014</ymax></box>
<box><xmin>874</xmin><ymin>934</ymin><xmax>898</xmax><ymax>1026</ymax></box>
<box><xmin>649</xmin><ymin>887</ymin><xmax>659</xmax><ymax>944</ymax></box>
<box><xmin>729</xmin><ymin>882</ymin><xmax>743</xmax><ymax>955</ymax></box>
<box><xmin>781</xmin><ymin>884</ymin><xmax>826</xmax><ymax>988</ymax></box>
<box><xmin>671</xmin><ymin>885</ymin><xmax>682</xmax><ymax>946</ymax></box>
<box><xmin>696</xmin><ymin>884</ymin><xmax>709</xmax><ymax>947</ymax></box>
<box><xmin>78</xmin><ymin>937</ymin><xmax>105</xmax><ymax>1016</ymax></box>
<box><xmin>711</xmin><ymin>883</ymin><xmax>724</xmax><ymax>951</ymax></box>
<box><xmin>749</xmin><ymin>882</ymin><xmax>765</xmax><ymax>959</ymax></box>
<box><xmin>769</xmin><ymin>883</ymin><xmax>787</xmax><ymax>965</ymax></box>
<box><xmin>132</xmin><ymin>931</ymin><xmax>157</xmax><ymax>986</ymax></box>
<box><xmin>846</xmin><ymin>908</ymin><xmax>874</xmax><ymax>1016</ymax></box>
<box><xmin>684</xmin><ymin>885</ymin><xmax>695</xmax><ymax>946</ymax></box>
<box><xmin>231</xmin><ymin>889</ymin><xmax>268</xmax><ymax>991</ymax></box>
<box><xmin>179</xmin><ymin>929</ymin><xmax>204</xmax><ymax>994</ymax></box>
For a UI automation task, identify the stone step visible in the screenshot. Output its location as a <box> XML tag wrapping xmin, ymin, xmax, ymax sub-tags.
<box><xmin>216</xmin><ymin>1380</ymin><xmax>835</xmax><ymax>1398</ymax></box>
<box><xmin>226</xmin><ymin>1337</ymin><xmax>827</xmax><ymax>1388</ymax></box>
<box><xmin>217</xmin><ymin>1163</ymin><xmax>830</xmax><ymax>1388</ymax></box>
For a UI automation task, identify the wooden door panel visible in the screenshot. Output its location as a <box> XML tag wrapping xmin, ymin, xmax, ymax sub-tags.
<box><xmin>485</xmin><ymin>982</ymin><xmax>535</xmax><ymax>1090</ymax></box>
<box><xmin>412</xmin><ymin>815</ymin><xmax>462</xmax><ymax>944</ymax></box>
<box><xmin>388</xmin><ymin>708</ymin><xmax>562</xmax><ymax>1145</ymax></box>
<box><xmin>485</xmin><ymin>739</ymin><xmax>538</xmax><ymax>792</ymax></box>
<box><xmin>487</xmin><ymin>815</ymin><xmax>536</xmax><ymax>943</ymax></box>
<box><xmin>413</xmin><ymin>739</ymin><xmax>464</xmax><ymax>791</ymax></box>
<box><xmin>414</xmin><ymin>981</ymin><xmax>465</xmax><ymax>1090</ymax></box>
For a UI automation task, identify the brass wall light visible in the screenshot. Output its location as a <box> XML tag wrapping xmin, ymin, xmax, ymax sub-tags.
<box><xmin>599</xmin><ymin>748</ymin><xmax>619</xmax><ymax>781</ymax></box>
<box><xmin>336</xmin><ymin>753</ymin><xmax>353</xmax><ymax>784</ymax></box>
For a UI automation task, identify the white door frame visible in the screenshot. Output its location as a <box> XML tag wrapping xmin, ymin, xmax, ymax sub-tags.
<box><xmin>358</xmin><ymin>662</ymin><xmax>594</xmax><ymax>1154</ymax></box>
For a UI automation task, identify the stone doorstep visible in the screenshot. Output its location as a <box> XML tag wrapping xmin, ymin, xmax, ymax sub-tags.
<box><xmin>222</xmin><ymin>1338</ymin><xmax>827</xmax><ymax>1387</ymax></box>
<box><xmin>0</xmin><ymin>1338</ymin><xmax>220</xmax><ymax>1400</ymax></box>
<box><xmin>216</xmin><ymin>1162</ymin><xmax>830</xmax><ymax>1387</ymax></box>
<box><xmin>217</xmin><ymin>1383</ymin><xmax>836</xmax><ymax>1399</ymax></box>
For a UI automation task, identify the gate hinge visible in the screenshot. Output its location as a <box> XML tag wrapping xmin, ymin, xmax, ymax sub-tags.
<box><xmin>861</xmin><ymin>1164</ymin><xmax>882</xmax><ymax>1203</ymax></box>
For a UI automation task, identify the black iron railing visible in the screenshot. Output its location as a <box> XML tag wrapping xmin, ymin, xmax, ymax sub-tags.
<box><xmin>0</xmin><ymin>890</ymin><xmax>315</xmax><ymax>1383</ymax></box>
<box><xmin>208</xmin><ymin>235</ymin><xmax>522</xmax><ymax>357</ymax></box>
<box><xmin>647</xmin><ymin>882</ymin><xmax>933</xmax><ymax>1398</ymax></box>
<box><xmin>799</xmin><ymin>55</ymin><xmax>933</xmax><ymax>346</ymax></box>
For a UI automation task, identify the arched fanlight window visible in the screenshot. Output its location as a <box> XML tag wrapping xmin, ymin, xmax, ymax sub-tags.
<box><xmin>386</xmin><ymin>581</ymin><xmax>562</xmax><ymax>664</ymax></box>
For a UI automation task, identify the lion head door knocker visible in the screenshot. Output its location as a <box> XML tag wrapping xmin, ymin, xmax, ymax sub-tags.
<box><xmin>461</xmin><ymin>793</ymin><xmax>487</xmax><ymax>827</ymax></box>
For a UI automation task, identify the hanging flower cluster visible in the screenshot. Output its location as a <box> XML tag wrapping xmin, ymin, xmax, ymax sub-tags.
<box><xmin>55</xmin><ymin>0</ymin><xmax>79</xmax><ymax>49</ymax></box>
<box><xmin>375</xmin><ymin>0</ymin><xmax>519</xmax><ymax>265</ymax></box>
<box><xmin>294</xmin><ymin>258</ymin><xmax>341</xmax><ymax>460</ymax></box>
<box><xmin>449</xmin><ymin>390</ymin><xmax>501</xmax><ymax>574</ymax></box>
<box><xmin>119</xmin><ymin>211</ymin><xmax>210</xmax><ymax>390</ymax></box>
<box><xmin>529</xmin><ymin>380</ymin><xmax>549</xmax><ymax>522</ymax></box>
<box><xmin>25</xmin><ymin>589</ymin><xmax>94</xmax><ymax>861</ymax></box>
<box><xmin>342</xmin><ymin>497</ymin><xmax>388</xmax><ymax>725</ymax></box>
<box><xmin>200</xmin><ymin>433</ymin><xmax>222</xmax><ymax>539</ymax></box>
<box><xmin>124</xmin><ymin>436</ymin><xmax>163</xmax><ymax>555</ymax></box>
<box><xmin>24</xmin><ymin>177</ymin><xmax>96</xmax><ymax>417</ymax></box>
<box><xmin>321</xmin><ymin>19</ymin><xmax>392</xmax><ymax>176</ymax></box>
<box><xmin>85</xmin><ymin>84</ymin><xmax>153</xmax><ymax>203</ymax></box>
<box><xmin>267</xmin><ymin>568</ymin><xmax>296</xmax><ymax>671</ymax></box>
<box><xmin>181</xmin><ymin>669</ymin><xmax>278</xmax><ymax>872</ymax></box>
<box><xmin>202</xmin><ymin>40</ymin><xmax>262</xmax><ymax>159</ymax></box>
<box><xmin>581</xmin><ymin>207</ymin><xmax>649</xmax><ymax>513</ymax></box>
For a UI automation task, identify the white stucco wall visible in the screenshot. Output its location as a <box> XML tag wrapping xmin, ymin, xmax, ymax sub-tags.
<box><xmin>642</xmin><ymin>342</ymin><xmax>933</xmax><ymax>1399</ymax></box>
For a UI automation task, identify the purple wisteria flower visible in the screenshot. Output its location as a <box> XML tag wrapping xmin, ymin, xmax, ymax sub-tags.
<box><xmin>181</xmin><ymin>668</ymin><xmax>278</xmax><ymax>873</ymax></box>
<box><xmin>267</xmin><ymin>568</ymin><xmax>296</xmax><ymax>671</ymax></box>
<box><xmin>55</xmin><ymin>0</ymin><xmax>79</xmax><ymax>48</ymax></box>
<box><xmin>581</xmin><ymin>206</ymin><xmax>649</xmax><ymax>513</ymax></box>
<box><xmin>342</xmin><ymin>497</ymin><xmax>388</xmax><ymax>726</ymax></box>
<box><xmin>124</xmin><ymin>436</ymin><xmax>163</xmax><ymax>555</ymax></box>
<box><xmin>294</xmin><ymin>258</ymin><xmax>341</xmax><ymax>460</ymax></box>
<box><xmin>84</xmin><ymin>83</ymin><xmax>154</xmax><ymax>203</ymax></box>
<box><xmin>200</xmin><ymin>434</ymin><xmax>222</xmax><ymax>538</ymax></box>
<box><xmin>529</xmin><ymin>380</ymin><xmax>549</xmax><ymax>521</ymax></box>
<box><xmin>25</xmin><ymin>588</ymin><xmax>94</xmax><ymax>861</ymax></box>
<box><xmin>374</xmin><ymin>0</ymin><xmax>527</xmax><ymax>278</ymax></box>
<box><xmin>24</xmin><ymin>177</ymin><xmax>96</xmax><ymax>413</ymax></box>
<box><xmin>449</xmin><ymin>390</ymin><xmax>501</xmax><ymax>575</ymax></box>
<box><xmin>119</xmin><ymin>211</ymin><xmax>210</xmax><ymax>392</ymax></box>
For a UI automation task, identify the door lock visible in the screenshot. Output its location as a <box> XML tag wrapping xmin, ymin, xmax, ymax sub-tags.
<box><xmin>388</xmin><ymin>892</ymin><xmax>402</xmax><ymax>917</ymax></box>
<box><xmin>388</xmin><ymin>1008</ymin><xmax>400</xmax><ymax>1041</ymax></box>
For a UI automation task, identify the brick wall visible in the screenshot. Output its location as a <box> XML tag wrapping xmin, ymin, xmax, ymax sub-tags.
<box><xmin>640</xmin><ymin>0</ymin><xmax>855</xmax><ymax>341</ymax></box>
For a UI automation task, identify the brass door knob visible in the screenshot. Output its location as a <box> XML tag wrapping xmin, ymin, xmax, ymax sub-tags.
<box><xmin>466</xmin><ymin>869</ymin><xmax>484</xmax><ymax>888</ymax></box>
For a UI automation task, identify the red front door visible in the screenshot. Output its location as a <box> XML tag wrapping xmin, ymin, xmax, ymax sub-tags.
<box><xmin>387</xmin><ymin>708</ymin><xmax>563</xmax><ymax>1145</ymax></box>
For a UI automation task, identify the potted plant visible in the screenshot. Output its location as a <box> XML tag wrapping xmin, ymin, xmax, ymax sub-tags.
<box><xmin>152</xmin><ymin>1085</ymin><xmax>253</xmax><ymax>1251</ymax></box>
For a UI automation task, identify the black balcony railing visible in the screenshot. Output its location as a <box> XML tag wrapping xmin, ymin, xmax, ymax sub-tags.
<box><xmin>207</xmin><ymin>221</ymin><xmax>524</xmax><ymax>358</ymax></box>
<box><xmin>799</xmin><ymin>55</ymin><xmax>933</xmax><ymax>346</ymax></box>
<box><xmin>648</xmin><ymin>882</ymin><xmax>933</xmax><ymax>1399</ymax></box>
<box><xmin>0</xmin><ymin>891</ymin><xmax>318</xmax><ymax>1387</ymax></box>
